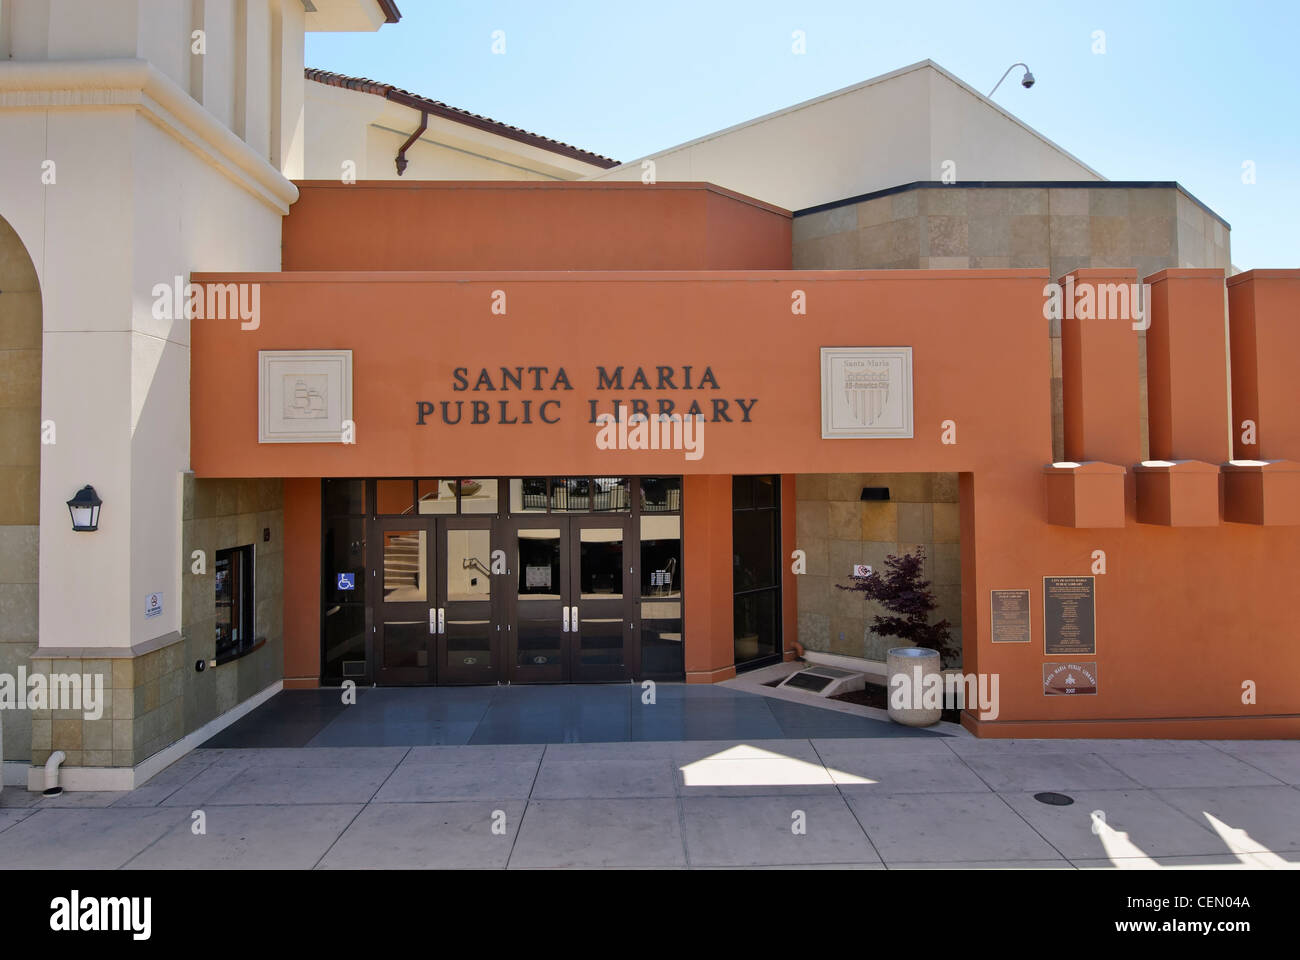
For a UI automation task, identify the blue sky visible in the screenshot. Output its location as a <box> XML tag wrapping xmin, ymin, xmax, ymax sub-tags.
<box><xmin>308</xmin><ymin>0</ymin><xmax>1299</xmax><ymax>269</ymax></box>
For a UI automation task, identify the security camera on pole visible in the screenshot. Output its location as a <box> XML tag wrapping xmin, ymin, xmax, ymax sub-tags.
<box><xmin>988</xmin><ymin>62</ymin><xmax>1035</xmax><ymax>97</ymax></box>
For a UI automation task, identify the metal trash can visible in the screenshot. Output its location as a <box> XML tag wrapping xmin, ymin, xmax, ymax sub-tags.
<box><xmin>886</xmin><ymin>646</ymin><xmax>943</xmax><ymax>726</ymax></box>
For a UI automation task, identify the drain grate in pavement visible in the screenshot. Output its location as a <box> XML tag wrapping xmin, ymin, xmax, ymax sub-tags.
<box><xmin>1033</xmin><ymin>791</ymin><xmax>1074</xmax><ymax>806</ymax></box>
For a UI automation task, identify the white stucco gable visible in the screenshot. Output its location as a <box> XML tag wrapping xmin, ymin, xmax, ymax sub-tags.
<box><xmin>585</xmin><ymin>60</ymin><xmax>1104</xmax><ymax>211</ymax></box>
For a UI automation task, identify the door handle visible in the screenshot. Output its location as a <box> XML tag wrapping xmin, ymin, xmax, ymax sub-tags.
<box><xmin>428</xmin><ymin>608</ymin><xmax>437</xmax><ymax>635</ymax></box>
<box><xmin>570</xmin><ymin>605</ymin><xmax>579</xmax><ymax>632</ymax></box>
<box><xmin>561</xmin><ymin>606</ymin><xmax>569</xmax><ymax>632</ymax></box>
<box><xmin>438</xmin><ymin>608</ymin><xmax>445</xmax><ymax>634</ymax></box>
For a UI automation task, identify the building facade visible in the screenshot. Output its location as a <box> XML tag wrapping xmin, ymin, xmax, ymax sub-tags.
<box><xmin>2</xmin><ymin>1</ymin><xmax>1297</xmax><ymax>792</ymax></box>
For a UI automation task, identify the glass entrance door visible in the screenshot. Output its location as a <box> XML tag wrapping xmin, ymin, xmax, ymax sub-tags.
<box><xmin>371</xmin><ymin>516</ymin><xmax>505</xmax><ymax>684</ymax></box>
<box><xmin>503</xmin><ymin>515</ymin><xmax>634</xmax><ymax>682</ymax></box>
<box><xmin>507</xmin><ymin>517</ymin><xmax>568</xmax><ymax>682</ymax></box>
<box><xmin>334</xmin><ymin>477</ymin><xmax>680</xmax><ymax>687</ymax></box>
<box><xmin>371</xmin><ymin>518</ymin><xmax>435</xmax><ymax>684</ymax></box>
<box><xmin>436</xmin><ymin>518</ymin><xmax>500</xmax><ymax>684</ymax></box>
<box><xmin>570</xmin><ymin>517</ymin><xmax>633</xmax><ymax>682</ymax></box>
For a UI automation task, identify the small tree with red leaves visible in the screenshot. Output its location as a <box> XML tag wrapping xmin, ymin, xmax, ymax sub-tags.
<box><xmin>837</xmin><ymin>546</ymin><xmax>958</xmax><ymax>666</ymax></box>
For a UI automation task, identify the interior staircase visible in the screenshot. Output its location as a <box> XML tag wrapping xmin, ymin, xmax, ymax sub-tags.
<box><xmin>384</xmin><ymin>532</ymin><xmax>423</xmax><ymax>600</ymax></box>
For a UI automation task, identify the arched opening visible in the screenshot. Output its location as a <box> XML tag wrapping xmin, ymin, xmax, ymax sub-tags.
<box><xmin>0</xmin><ymin>213</ymin><xmax>42</xmax><ymax>765</ymax></box>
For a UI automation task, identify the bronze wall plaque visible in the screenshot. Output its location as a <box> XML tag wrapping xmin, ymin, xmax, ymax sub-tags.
<box><xmin>1043</xmin><ymin>661</ymin><xmax>1098</xmax><ymax>696</ymax></box>
<box><xmin>990</xmin><ymin>589</ymin><xmax>1031</xmax><ymax>643</ymax></box>
<box><xmin>1043</xmin><ymin>576</ymin><xmax>1096</xmax><ymax>655</ymax></box>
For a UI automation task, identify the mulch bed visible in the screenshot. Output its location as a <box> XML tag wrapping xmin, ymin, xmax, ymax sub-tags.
<box><xmin>765</xmin><ymin>672</ymin><xmax>962</xmax><ymax>724</ymax></box>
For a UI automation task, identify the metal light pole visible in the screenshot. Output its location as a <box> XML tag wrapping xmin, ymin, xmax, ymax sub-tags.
<box><xmin>988</xmin><ymin>62</ymin><xmax>1035</xmax><ymax>97</ymax></box>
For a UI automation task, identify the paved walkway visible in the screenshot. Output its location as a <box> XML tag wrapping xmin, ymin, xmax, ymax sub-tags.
<box><xmin>199</xmin><ymin>685</ymin><xmax>946</xmax><ymax>748</ymax></box>
<box><xmin>1</xmin><ymin>735</ymin><xmax>1297</xmax><ymax>869</ymax></box>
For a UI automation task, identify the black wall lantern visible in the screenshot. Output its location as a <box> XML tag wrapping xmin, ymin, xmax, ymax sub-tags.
<box><xmin>66</xmin><ymin>485</ymin><xmax>102</xmax><ymax>532</ymax></box>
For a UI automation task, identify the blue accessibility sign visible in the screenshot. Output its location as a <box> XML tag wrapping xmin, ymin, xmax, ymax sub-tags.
<box><xmin>337</xmin><ymin>572</ymin><xmax>355</xmax><ymax>591</ymax></box>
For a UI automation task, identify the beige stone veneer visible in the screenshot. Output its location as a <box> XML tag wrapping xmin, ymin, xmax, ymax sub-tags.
<box><xmin>796</xmin><ymin>473</ymin><xmax>961</xmax><ymax>664</ymax></box>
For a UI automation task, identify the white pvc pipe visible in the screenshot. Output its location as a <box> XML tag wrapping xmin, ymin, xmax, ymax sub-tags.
<box><xmin>44</xmin><ymin>750</ymin><xmax>66</xmax><ymax>794</ymax></box>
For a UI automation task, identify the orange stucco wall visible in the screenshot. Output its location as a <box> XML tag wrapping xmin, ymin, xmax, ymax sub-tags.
<box><xmin>1147</xmin><ymin>269</ymin><xmax>1232</xmax><ymax>463</ymax></box>
<box><xmin>193</xmin><ymin>269</ymin><xmax>1054</xmax><ymax>477</ymax></box>
<box><xmin>1061</xmin><ymin>268</ymin><xmax>1143</xmax><ymax>465</ymax></box>
<box><xmin>1227</xmin><ymin>269</ymin><xmax>1300</xmax><ymax>461</ymax></box>
<box><xmin>189</xmin><ymin>266</ymin><xmax>1300</xmax><ymax>736</ymax></box>
<box><xmin>282</xmin><ymin>181</ymin><xmax>792</xmax><ymax>272</ymax></box>
<box><xmin>188</xmin><ymin>184</ymin><xmax>1300</xmax><ymax>737</ymax></box>
<box><xmin>682</xmin><ymin>475</ymin><xmax>735</xmax><ymax>682</ymax></box>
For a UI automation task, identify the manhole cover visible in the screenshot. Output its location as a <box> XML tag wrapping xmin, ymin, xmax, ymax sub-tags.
<box><xmin>1034</xmin><ymin>791</ymin><xmax>1074</xmax><ymax>806</ymax></box>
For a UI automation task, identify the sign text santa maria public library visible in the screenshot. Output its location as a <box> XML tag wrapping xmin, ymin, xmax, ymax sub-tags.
<box><xmin>415</xmin><ymin>365</ymin><xmax>758</xmax><ymax>426</ymax></box>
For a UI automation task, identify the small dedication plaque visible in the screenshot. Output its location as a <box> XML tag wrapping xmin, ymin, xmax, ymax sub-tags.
<box><xmin>990</xmin><ymin>589</ymin><xmax>1031</xmax><ymax>643</ymax></box>
<box><xmin>1043</xmin><ymin>576</ymin><xmax>1096</xmax><ymax>655</ymax></box>
<box><xmin>1043</xmin><ymin>662</ymin><xmax>1099</xmax><ymax>696</ymax></box>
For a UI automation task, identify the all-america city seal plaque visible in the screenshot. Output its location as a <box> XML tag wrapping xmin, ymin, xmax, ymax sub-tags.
<box><xmin>820</xmin><ymin>347</ymin><xmax>913</xmax><ymax>439</ymax></box>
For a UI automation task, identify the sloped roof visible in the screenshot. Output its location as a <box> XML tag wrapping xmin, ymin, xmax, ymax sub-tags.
<box><xmin>305</xmin><ymin>67</ymin><xmax>619</xmax><ymax>168</ymax></box>
<box><xmin>602</xmin><ymin>59</ymin><xmax>1099</xmax><ymax>179</ymax></box>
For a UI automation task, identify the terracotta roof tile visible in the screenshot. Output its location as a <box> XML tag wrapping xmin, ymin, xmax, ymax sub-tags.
<box><xmin>305</xmin><ymin>67</ymin><xmax>619</xmax><ymax>168</ymax></box>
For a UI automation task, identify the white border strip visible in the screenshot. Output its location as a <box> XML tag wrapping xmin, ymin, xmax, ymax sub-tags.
<box><xmin>22</xmin><ymin>680</ymin><xmax>283</xmax><ymax>793</ymax></box>
<box><xmin>803</xmin><ymin>650</ymin><xmax>889</xmax><ymax>679</ymax></box>
<box><xmin>0</xmin><ymin>58</ymin><xmax>298</xmax><ymax>213</ymax></box>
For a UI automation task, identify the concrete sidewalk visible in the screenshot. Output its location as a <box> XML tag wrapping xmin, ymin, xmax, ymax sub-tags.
<box><xmin>1</xmin><ymin>736</ymin><xmax>1297</xmax><ymax>869</ymax></box>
